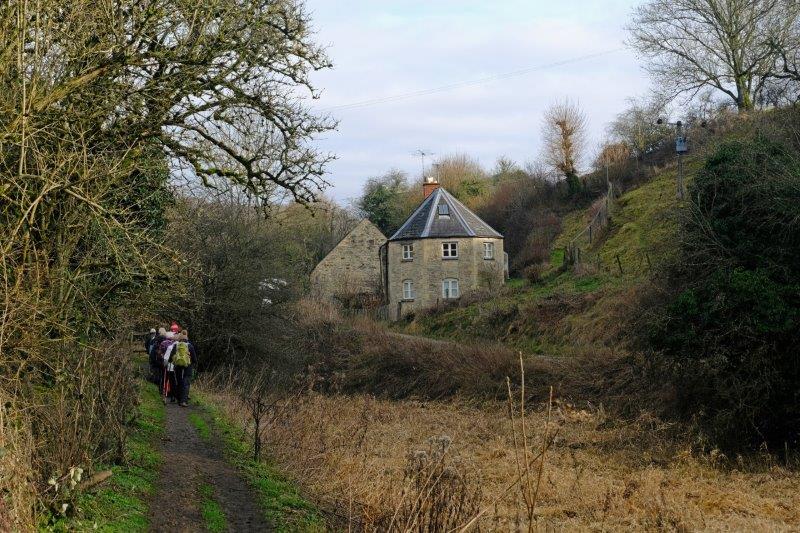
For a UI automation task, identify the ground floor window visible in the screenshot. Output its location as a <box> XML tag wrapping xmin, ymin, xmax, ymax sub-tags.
<box><xmin>403</xmin><ymin>279</ymin><xmax>415</xmax><ymax>300</ymax></box>
<box><xmin>442</xmin><ymin>278</ymin><xmax>459</xmax><ymax>299</ymax></box>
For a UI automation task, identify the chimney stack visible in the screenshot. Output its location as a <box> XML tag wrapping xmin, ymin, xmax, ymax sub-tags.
<box><xmin>423</xmin><ymin>175</ymin><xmax>440</xmax><ymax>198</ymax></box>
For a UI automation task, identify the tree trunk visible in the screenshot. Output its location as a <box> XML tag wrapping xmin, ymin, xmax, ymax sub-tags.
<box><xmin>735</xmin><ymin>77</ymin><xmax>754</xmax><ymax>111</ymax></box>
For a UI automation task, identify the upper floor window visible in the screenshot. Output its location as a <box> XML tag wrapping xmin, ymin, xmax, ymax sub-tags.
<box><xmin>483</xmin><ymin>242</ymin><xmax>495</xmax><ymax>260</ymax></box>
<box><xmin>403</xmin><ymin>279</ymin><xmax>415</xmax><ymax>300</ymax></box>
<box><xmin>442</xmin><ymin>242</ymin><xmax>458</xmax><ymax>259</ymax></box>
<box><xmin>442</xmin><ymin>278</ymin><xmax>460</xmax><ymax>299</ymax></box>
<box><xmin>437</xmin><ymin>203</ymin><xmax>450</xmax><ymax>218</ymax></box>
<box><xmin>402</xmin><ymin>243</ymin><xmax>414</xmax><ymax>261</ymax></box>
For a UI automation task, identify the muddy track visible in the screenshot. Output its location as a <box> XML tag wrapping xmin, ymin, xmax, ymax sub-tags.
<box><xmin>148</xmin><ymin>397</ymin><xmax>272</xmax><ymax>532</ymax></box>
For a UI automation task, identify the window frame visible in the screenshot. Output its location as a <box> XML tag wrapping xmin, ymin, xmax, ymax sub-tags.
<box><xmin>402</xmin><ymin>279</ymin><xmax>415</xmax><ymax>301</ymax></box>
<box><xmin>402</xmin><ymin>243</ymin><xmax>414</xmax><ymax>261</ymax></box>
<box><xmin>442</xmin><ymin>278</ymin><xmax>460</xmax><ymax>299</ymax></box>
<box><xmin>441</xmin><ymin>241</ymin><xmax>459</xmax><ymax>259</ymax></box>
<box><xmin>483</xmin><ymin>241</ymin><xmax>495</xmax><ymax>260</ymax></box>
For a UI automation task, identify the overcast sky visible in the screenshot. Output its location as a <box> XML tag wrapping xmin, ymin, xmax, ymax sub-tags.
<box><xmin>304</xmin><ymin>0</ymin><xmax>650</xmax><ymax>204</ymax></box>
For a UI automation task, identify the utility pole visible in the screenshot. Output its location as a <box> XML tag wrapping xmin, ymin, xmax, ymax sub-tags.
<box><xmin>656</xmin><ymin>117</ymin><xmax>711</xmax><ymax>200</ymax></box>
<box><xmin>675</xmin><ymin>121</ymin><xmax>687</xmax><ymax>200</ymax></box>
<box><xmin>657</xmin><ymin>119</ymin><xmax>688</xmax><ymax>200</ymax></box>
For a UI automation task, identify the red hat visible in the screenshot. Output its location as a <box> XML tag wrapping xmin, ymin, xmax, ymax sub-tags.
<box><xmin>170</xmin><ymin>322</ymin><xmax>180</xmax><ymax>333</ymax></box>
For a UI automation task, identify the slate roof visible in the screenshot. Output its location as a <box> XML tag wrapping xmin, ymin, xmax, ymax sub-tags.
<box><xmin>389</xmin><ymin>187</ymin><xmax>503</xmax><ymax>241</ymax></box>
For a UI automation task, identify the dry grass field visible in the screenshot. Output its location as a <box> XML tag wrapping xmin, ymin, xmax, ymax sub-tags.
<box><xmin>199</xmin><ymin>384</ymin><xmax>800</xmax><ymax>531</ymax></box>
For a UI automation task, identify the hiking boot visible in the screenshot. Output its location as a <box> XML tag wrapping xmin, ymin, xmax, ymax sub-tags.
<box><xmin>179</xmin><ymin>402</ymin><xmax>188</xmax><ymax>407</ymax></box>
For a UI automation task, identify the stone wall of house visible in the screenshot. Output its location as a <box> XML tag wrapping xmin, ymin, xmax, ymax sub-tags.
<box><xmin>386</xmin><ymin>237</ymin><xmax>505</xmax><ymax>320</ymax></box>
<box><xmin>310</xmin><ymin>220</ymin><xmax>386</xmax><ymax>299</ymax></box>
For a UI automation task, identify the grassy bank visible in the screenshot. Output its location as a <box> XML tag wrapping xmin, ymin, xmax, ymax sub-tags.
<box><xmin>192</xmin><ymin>390</ymin><xmax>325</xmax><ymax>532</ymax></box>
<box><xmin>399</xmin><ymin>166</ymin><xmax>694</xmax><ymax>356</ymax></box>
<box><xmin>45</xmin><ymin>379</ymin><xmax>164</xmax><ymax>532</ymax></box>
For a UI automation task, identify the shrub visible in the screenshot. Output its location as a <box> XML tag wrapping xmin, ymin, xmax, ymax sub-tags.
<box><xmin>647</xmin><ymin>127</ymin><xmax>800</xmax><ymax>450</ymax></box>
<box><xmin>522</xmin><ymin>264</ymin><xmax>545</xmax><ymax>284</ymax></box>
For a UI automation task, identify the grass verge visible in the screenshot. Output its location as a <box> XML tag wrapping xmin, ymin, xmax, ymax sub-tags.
<box><xmin>193</xmin><ymin>393</ymin><xmax>326</xmax><ymax>532</ymax></box>
<box><xmin>199</xmin><ymin>483</ymin><xmax>227</xmax><ymax>533</ymax></box>
<box><xmin>44</xmin><ymin>378</ymin><xmax>164</xmax><ymax>532</ymax></box>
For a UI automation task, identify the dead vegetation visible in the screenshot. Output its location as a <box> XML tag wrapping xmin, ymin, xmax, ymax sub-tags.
<box><xmin>198</xmin><ymin>379</ymin><xmax>800</xmax><ymax>531</ymax></box>
<box><xmin>0</xmin><ymin>390</ymin><xmax>35</xmax><ymax>529</ymax></box>
<box><xmin>188</xmin><ymin>297</ymin><xmax>800</xmax><ymax>531</ymax></box>
<box><xmin>0</xmin><ymin>338</ymin><xmax>144</xmax><ymax>528</ymax></box>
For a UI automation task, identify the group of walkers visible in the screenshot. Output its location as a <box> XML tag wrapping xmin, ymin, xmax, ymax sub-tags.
<box><xmin>145</xmin><ymin>322</ymin><xmax>197</xmax><ymax>407</ymax></box>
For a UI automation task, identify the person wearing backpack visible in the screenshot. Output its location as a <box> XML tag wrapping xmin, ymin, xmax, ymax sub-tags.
<box><xmin>159</xmin><ymin>332</ymin><xmax>178</xmax><ymax>404</ymax></box>
<box><xmin>170</xmin><ymin>330</ymin><xmax>197</xmax><ymax>407</ymax></box>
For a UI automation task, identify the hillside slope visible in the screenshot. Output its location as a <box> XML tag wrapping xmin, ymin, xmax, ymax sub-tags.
<box><xmin>399</xmin><ymin>164</ymin><xmax>694</xmax><ymax>356</ymax></box>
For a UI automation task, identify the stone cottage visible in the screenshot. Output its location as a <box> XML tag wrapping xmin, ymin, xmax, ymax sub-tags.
<box><xmin>384</xmin><ymin>177</ymin><xmax>506</xmax><ymax>320</ymax></box>
<box><xmin>310</xmin><ymin>219</ymin><xmax>385</xmax><ymax>301</ymax></box>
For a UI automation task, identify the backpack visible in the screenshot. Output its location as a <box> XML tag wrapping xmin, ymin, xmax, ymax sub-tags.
<box><xmin>172</xmin><ymin>342</ymin><xmax>191</xmax><ymax>367</ymax></box>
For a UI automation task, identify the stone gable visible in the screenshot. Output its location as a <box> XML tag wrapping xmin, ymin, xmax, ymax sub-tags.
<box><xmin>310</xmin><ymin>219</ymin><xmax>386</xmax><ymax>298</ymax></box>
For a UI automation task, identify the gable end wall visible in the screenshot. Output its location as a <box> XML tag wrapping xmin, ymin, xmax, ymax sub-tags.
<box><xmin>310</xmin><ymin>221</ymin><xmax>386</xmax><ymax>298</ymax></box>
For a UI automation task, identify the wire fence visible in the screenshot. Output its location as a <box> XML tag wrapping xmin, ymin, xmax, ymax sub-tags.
<box><xmin>564</xmin><ymin>182</ymin><xmax>614</xmax><ymax>267</ymax></box>
<box><xmin>560</xmin><ymin>181</ymin><xmax>661</xmax><ymax>278</ymax></box>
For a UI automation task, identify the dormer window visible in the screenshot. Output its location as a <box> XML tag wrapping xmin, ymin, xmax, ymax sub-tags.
<box><xmin>437</xmin><ymin>203</ymin><xmax>450</xmax><ymax>218</ymax></box>
<box><xmin>402</xmin><ymin>243</ymin><xmax>414</xmax><ymax>261</ymax></box>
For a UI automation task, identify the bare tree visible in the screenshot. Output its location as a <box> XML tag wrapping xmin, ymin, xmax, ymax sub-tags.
<box><xmin>627</xmin><ymin>0</ymin><xmax>800</xmax><ymax>110</ymax></box>
<box><xmin>594</xmin><ymin>142</ymin><xmax>631</xmax><ymax>171</ymax></box>
<box><xmin>431</xmin><ymin>154</ymin><xmax>489</xmax><ymax>207</ymax></box>
<box><xmin>608</xmin><ymin>97</ymin><xmax>672</xmax><ymax>163</ymax></box>
<box><xmin>541</xmin><ymin>99</ymin><xmax>587</xmax><ymax>186</ymax></box>
<box><xmin>2</xmin><ymin>0</ymin><xmax>335</xmax><ymax>207</ymax></box>
<box><xmin>770</xmin><ymin>15</ymin><xmax>800</xmax><ymax>85</ymax></box>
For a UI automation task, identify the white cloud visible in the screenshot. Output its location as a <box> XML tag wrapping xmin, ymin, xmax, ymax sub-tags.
<box><xmin>304</xmin><ymin>0</ymin><xmax>649</xmax><ymax>202</ymax></box>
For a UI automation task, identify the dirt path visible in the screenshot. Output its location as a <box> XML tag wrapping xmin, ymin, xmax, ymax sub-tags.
<box><xmin>148</xmin><ymin>399</ymin><xmax>272</xmax><ymax>532</ymax></box>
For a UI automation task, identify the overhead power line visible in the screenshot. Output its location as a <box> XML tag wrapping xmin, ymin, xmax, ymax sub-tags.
<box><xmin>321</xmin><ymin>48</ymin><xmax>625</xmax><ymax>112</ymax></box>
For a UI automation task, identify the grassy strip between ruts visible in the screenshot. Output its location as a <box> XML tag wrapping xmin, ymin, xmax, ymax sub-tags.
<box><xmin>43</xmin><ymin>378</ymin><xmax>164</xmax><ymax>532</ymax></box>
<box><xmin>193</xmin><ymin>392</ymin><xmax>326</xmax><ymax>532</ymax></box>
<box><xmin>199</xmin><ymin>482</ymin><xmax>228</xmax><ymax>533</ymax></box>
<box><xmin>188</xmin><ymin>412</ymin><xmax>212</xmax><ymax>441</ymax></box>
